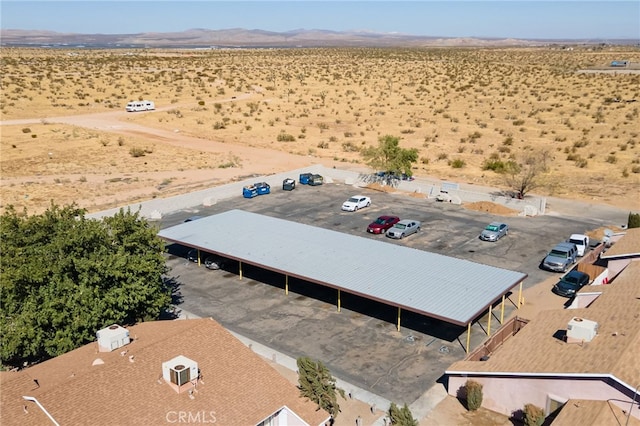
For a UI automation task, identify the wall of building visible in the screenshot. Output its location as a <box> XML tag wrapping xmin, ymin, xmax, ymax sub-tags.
<box><xmin>447</xmin><ymin>375</ymin><xmax>638</xmax><ymax>419</ymax></box>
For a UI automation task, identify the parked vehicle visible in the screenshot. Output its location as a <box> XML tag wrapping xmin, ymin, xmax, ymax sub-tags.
<box><xmin>125</xmin><ymin>100</ymin><xmax>155</xmax><ymax>112</ymax></box>
<box><xmin>479</xmin><ymin>222</ymin><xmax>509</xmax><ymax>242</ymax></box>
<box><xmin>367</xmin><ymin>215</ymin><xmax>400</xmax><ymax>234</ymax></box>
<box><xmin>568</xmin><ymin>234</ymin><xmax>589</xmax><ymax>256</ymax></box>
<box><xmin>308</xmin><ymin>174</ymin><xmax>324</xmax><ymax>186</ymax></box>
<box><xmin>342</xmin><ymin>196</ymin><xmax>371</xmax><ymax>212</ymax></box>
<box><xmin>187</xmin><ymin>249</ymin><xmax>223</xmax><ymax>270</ymax></box>
<box><xmin>552</xmin><ymin>270</ymin><xmax>590</xmax><ymax>297</ymax></box>
<box><xmin>386</xmin><ymin>220</ymin><xmax>420</xmax><ymax>239</ymax></box>
<box><xmin>183</xmin><ymin>216</ymin><xmax>203</xmax><ymax>223</ymax></box>
<box><xmin>542</xmin><ymin>242</ymin><xmax>578</xmax><ymax>272</ymax></box>
<box><xmin>254</xmin><ymin>182</ymin><xmax>271</xmax><ymax>195</ymax></box>
<box><xmin>282</xmin><ymin>178</ymin><xmax>296</xmax><ymax>191</ymax></box>
<box><xmin>435</xmin><ymin>191</ymin><xmax>452</xmax><ymax>202</ymax></box>
<box><xmin>204</xmin><ymin>255</ymin><xmax>224</xmax><ymax>270</ymax></box>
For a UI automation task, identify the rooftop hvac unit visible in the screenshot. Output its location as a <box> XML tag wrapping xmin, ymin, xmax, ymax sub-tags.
<box><xmin>162</xmin><ymin>355</ymin><xmax>198</xmax><ymax>392</ymax></box>
<box><xmin>567</xmin><ymin>317</ymin><xmax>599</xmax><ymax>342</ymax></box>
<box><xmin>96</xmin><ymin>324</ymin><xmax>130</xmax><ymax>352</ymax></box>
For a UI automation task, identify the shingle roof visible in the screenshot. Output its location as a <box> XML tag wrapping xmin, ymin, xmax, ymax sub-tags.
<box><xmin>0</xmin><ymin>318</ymin><xmax>330</xmax><ymax>426</ymax></box>
<box><xmin>601</xmin><ymin>228</ymin><xmax>640</xmax><ymax>259</ymax></box>
<box><xmin>552</xmin><ymin>399</ymin><xmax>640</xmax><ymax>426</ymax></box>
<box><xmin>158</xmin><ymin>209</ymin><xmax>527</xmax><ymax>326</ymax></box>
<box><xmin>446</xmin><ymin>261</ymin><xmax>640</xmax><ymax>389</ymax></box>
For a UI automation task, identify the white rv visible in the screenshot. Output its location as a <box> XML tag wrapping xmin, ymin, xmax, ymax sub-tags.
<box><xmin>125</xmin><ymin>100</ymin><xmax>155</xmax><ymax>112</ymax></box>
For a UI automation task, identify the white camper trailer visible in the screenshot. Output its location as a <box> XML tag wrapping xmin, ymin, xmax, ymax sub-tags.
<box><xmin>125</xmin><ymin>100</ymin><xmax>155</xmax><ymax>112</ymax></box>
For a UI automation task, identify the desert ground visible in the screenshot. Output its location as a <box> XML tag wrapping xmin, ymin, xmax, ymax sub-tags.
<box><xmin>1</xmin><ymin>46</ymin><xmax>640</xmax><ymax>216</ymax></box>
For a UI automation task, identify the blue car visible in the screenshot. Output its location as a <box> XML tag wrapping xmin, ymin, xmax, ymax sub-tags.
<box><xmin>254</xmin><ymin>182</ymin><xmax>271</xmax><ymax>195</ymax></box>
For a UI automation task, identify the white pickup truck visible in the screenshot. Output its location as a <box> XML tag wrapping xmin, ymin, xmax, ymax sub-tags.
<box><xmin>568</xmin><ymin>234</ymin><xmax>590</xmax><ymax>256</ymax></box>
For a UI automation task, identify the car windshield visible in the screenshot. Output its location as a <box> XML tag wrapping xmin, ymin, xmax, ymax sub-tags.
<box><xmin>374</xmin><ymin>218</ymin><xmax>386</xmax><ymax>225</ymax></box>
<box><xmin>394</xmin><ymin>224</ymin><xmax>406</xmax><ymax>229</ymax></box>
<box><xmin>485</xmin><ymin>225</ymin><xmax>499</xmax><ymax>232</ymax></box>
<box><xmin>549</xmin><ymin>250</ymin><xmax>568</xmax><ymax>258</ymax></box>
<box><xmin>348</xmin><ymin>197</ymin><xmax>359</xmax><ymax>203</ymax></box>
<box><xmin>569</xmin><ymin>239</ymin><xmax>583</xmax><ymax>245</ymax></box>
<box><xmin>563</xmin><ymin>276</ymin><xmax>580</xmax><ymax>285</ymax></box>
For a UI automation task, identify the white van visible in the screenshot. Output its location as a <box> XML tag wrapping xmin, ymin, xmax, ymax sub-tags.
<box><xmin>125</xmin><ymin>100</ymin><xmax>155</xmax><ymax>112</ymax></box>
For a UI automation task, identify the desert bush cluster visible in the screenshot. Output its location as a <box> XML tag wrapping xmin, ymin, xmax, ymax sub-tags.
<box><xmin>1</xmin><ymin>46</ymin><xmax>639</xmax><ymax>213</ymax></box>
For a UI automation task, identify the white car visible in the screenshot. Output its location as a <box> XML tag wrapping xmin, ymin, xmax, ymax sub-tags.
<box><xmin>386</xmin><ymin>220</ymin><xmax>421</xmax><ymax>239</ymax></box>
<box><xmin>341</xmin><ymin>195</ymin><xmax>371</xmax><ymax>212</ymax></box>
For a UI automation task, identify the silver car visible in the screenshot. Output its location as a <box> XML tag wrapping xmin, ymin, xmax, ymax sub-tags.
<box><xmin>386</xmin><ymin>220</ymin><xmax>420</xmax><ymax>239</ymax></box>
<box><xmin>479</xmin><ymin>222</ymin><xmax>509</xmax><ymax>242</ymax></box>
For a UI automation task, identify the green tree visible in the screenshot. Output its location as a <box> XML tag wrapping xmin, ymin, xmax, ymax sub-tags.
<box><xmin>465</xmin><ymin>379</ymin><xmax>483</xmax><ymax>411</ymax></box>
<box><xmin>0</xmin><ymin>204</ymin><xmax>171</xmax><ymax>368</ymax></box>
<box><xmin>388</xmin><ymin>402</ymin><xmax>418</xmax><ymax>426</ymax></box>
<box><xmin>296</xmin><ymin>356</ymin><xmax>345</xmax><ymax>418</ymax></box>
<box><xmin>360</xmin><ymin>135</ymin><xmax>418</xmax><ymax>186</ymax></box>
<box><xmin>503</xmin><ymin>149</ymin><xmax>552</xmax><ymax>198</ymax></box>
<box><xmin>628</xmin><ymin>212</ymin><xmax>640</xmax><ymax>228</ymax></box>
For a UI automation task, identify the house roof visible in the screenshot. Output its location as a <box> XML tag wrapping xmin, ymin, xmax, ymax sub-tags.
<box><xmin>600</xmin><ymin>228</ymin><xmax>640</xmax><ymax>259</ymax></box>
<box><xmin>158</xmin><ymin>209</ymin><xmax>527</xmax><ymax>326</ymax></box>
<box><xmin>552</xmin><ymin>399</ymin><xmax>640</xmax><ymax>426</ymax></box>
<box><xmin>446</xmin><ymin>261</ymin><xmax>640</xmax><ymax>390</ymax></box>
<box><xmin>0</xmin><ymin>318</ymin><xmax>330</xmax><ymax>426</ymax></box>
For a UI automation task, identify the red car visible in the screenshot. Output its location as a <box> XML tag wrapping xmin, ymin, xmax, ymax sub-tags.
<box><xmin>367</xmin><ymin>215</ymin><xmax>400</xmax><ymax>234</ymax></box>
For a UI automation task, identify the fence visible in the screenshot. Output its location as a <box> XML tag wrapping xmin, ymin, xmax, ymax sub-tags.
<box><xmin>465</xmin><ymin>317</ymin><xmax>530</xmax><ymax>361</ymax></box>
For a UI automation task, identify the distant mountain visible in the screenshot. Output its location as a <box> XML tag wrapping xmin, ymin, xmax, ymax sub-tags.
<box><xmin>0</xmin><ymin>28</ymin><xmax>634</xmax><ymax>48</ymax></box>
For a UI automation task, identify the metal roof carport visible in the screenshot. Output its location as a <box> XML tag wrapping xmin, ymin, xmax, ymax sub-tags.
<box><xmin>158</xmin><ymin>209</ymin><xmax>528</xmax><ymax>351</ymax></box>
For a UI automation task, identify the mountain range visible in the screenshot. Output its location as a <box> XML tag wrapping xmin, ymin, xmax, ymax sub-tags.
<box><xmin>1</xmin><ymin>28</ymin><xmax>631</xmax><ymax>48</ymax></box>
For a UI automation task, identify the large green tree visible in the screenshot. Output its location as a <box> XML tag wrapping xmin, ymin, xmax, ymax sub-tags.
<box><xmin>296</xmin><ymin>356</ymin><xmax>345</xmax><ymax>418</ymax></box>
<box><xmin>0</xmin><ymin>204</ymin><xmax>171</xmax><ymax>367</ymax></box>
<box><xmin>361</xmin><ymin>135</ymin><xmax>419</xmax><ymax>186</ymax></box>
<box><xmin>388</xmin><ymin>402</ymin><xmax>418</xmax><ymax>426</ymax></box>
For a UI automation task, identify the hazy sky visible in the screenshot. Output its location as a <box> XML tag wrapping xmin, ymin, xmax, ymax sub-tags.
<box><xmin>2</xmin><ymin>1</ymin><xmax>639</xmax><ymax>40</ymax></box>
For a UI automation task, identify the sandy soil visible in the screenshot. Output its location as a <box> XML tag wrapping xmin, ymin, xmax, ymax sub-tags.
<box><xmin>2</xmin><ymin>48</ymin><xmax>640</xmax><ymax>215</ymax></box>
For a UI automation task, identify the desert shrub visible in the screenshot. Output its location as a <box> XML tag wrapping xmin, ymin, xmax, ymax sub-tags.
<box><xmin>628</xmin><ymin>212</ymin><xmax>640</xmax><ymax>228</ymax></box>
<box><xmin>213</xmin><ymin>122</ymin><xmax>225</xmax><ymax>130</ymax></box>
<box><xmin>198</xmin><ymin>100</ymin><xmax>205</xmax><ymax>106</ymax></box>
<box><xmin>21</xmin><ymin>127</ymin><xmax>31</xmax><ymax>133</ymax></box>
<box><xmin>482</xmin><ymin>158</ymin><xmax>507</xmax><ymax>172</ymax></box>
<box><xmin>449</xmin><ymin>159</ymin><xmax>466</xmax><ymax>168</ymax></box>
<box><xmin>437</xmin><ymin>153</ymin><xmax>448</xmax><ymax>161</ymax></box>
<box><xmin>512</xmin><ymin>119</ymin><xmax>525</xmax><ymax>126</ymax></box>
<box><xmin>387</xmin><ymin>402</ymin><xmax>418</xmax><ymax>426</ymax></box>
<box><xmin>606</xmin><ymin>155</ymin><xmax>617</xmax><ymax>164</ymax></box>
<box><xmin>31</xmin><ymin>134</ymin><xmax>37</xmax><ymax>138</ymax></box>
<box><xmin>341</xmin><ymin>141</ymin><xmax>359</xmax><ymax>152</ymax></box>
<box><xmin>465</xmin><ymin>380</ymin><xmax>483</xmax><ymax>411</ymax></box>
<box><xmin>129</xmin><ymin>147</ymin><xmax>146</xmax><ymax>158</ymax></box>
<box><xmin>277</xmin><ymin>132</ymin><xmax>295</xmax><ymax>142</ymax></box>
<box><xmin>523</xmin><ymin>403</ymin><xmax>545</xmax><ymax>426</ymax></box>
<box><xmin>317</xmin><ymin>141</ymin><xmax>329</xmax><ymax>149</ymax></box>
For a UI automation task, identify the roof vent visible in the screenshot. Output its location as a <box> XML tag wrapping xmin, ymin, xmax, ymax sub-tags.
<box><xmin>96</xmin><ymin>324</ymin><xmax>130</xmax><ymax>352</ymax></box>
<box><xmin>162</xmin><ymin>355</ymin><xmax>198</xmax><ymax>394</ymax></box>
<box><xmin>567</xmin><ymin>317</ymin><xmax>599</xmax><ymax>343</ymax></box>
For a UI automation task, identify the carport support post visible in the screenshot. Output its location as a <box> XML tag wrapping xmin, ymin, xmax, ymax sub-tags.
<box><xmin>500</xmin><ymin>295</ymin><xmax>505</xmax><ymax>323</ymax></box>
<box><xmin>466</xmin><ymin>322</ymin><xmax>471</xmax><ymax>353</ymax></box>
<box><xmin>285</xmin><ymin>275</ymin><xmax>289</xmax><ymax>295</ymax></box>
<box><xmin>239</xmin><ymin>261</ymin><xmax>243</xmax><ymax>280</ymax></box>
<box><xmin>397</xmin><ymin>307</ymin><xmax>401</xmax><ymax>332</ymax></box>
<box><xmin>197</xmin><ymin>249</ymin><xmax>201</xmax><ymax>266</ymax></box>
<box><xmin>518</xmin><ymin>282</ymin><xmax>523</xmax><ymax>308</ymax></box>
<box><xmin>487</xmin><ymin>305</ymin><xmax>492</xmax><ymax>336</ymax></box>
<box><xmin>337</xmin><ymin>289</ymin><xmax>341</xmax><ymax>312</ymax></box>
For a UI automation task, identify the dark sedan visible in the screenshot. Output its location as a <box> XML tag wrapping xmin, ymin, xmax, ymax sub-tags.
<box><xmin>552</xmin><ymin>270</ymin><xmax>590</xmax><ymax>297</ymax></box>
<box><xmin>367</xmin><ymin>215</ymin><xmax>400</xmax><ymax>234</ymax></box>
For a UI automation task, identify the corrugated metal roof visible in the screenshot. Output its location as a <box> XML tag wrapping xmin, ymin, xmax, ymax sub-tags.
<box><xmin>158</xmin><ymin>209</ymin><xmax>527</xmax><ymax>326</ymax></box>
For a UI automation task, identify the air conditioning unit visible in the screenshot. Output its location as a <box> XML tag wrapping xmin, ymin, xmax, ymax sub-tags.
<box><xmin>567</xmin><ymin>317</ymin><xmax>599</xmax><ymax>342</ymax></box>
<box><xmin>96</xmin><ymin>324</ymin><xmax>130</xmax><ymax>352</ymax></box>
<box><xmin>162</xmin><ymin>355</ymin><xmax>198</xmax><ymax>392</ymax></box>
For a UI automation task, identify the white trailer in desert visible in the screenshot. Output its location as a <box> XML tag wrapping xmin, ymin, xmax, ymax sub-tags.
<box><xmin>125</xmin><ymin>100</ymin><xmax>155</xmax><ymax>112</ymax></box>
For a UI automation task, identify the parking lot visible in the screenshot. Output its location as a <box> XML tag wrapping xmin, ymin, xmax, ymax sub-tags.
<box><xmin>159</xmin><ymin>180</ymin><xmax>611</xmax><ymax>403</ymax></box>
